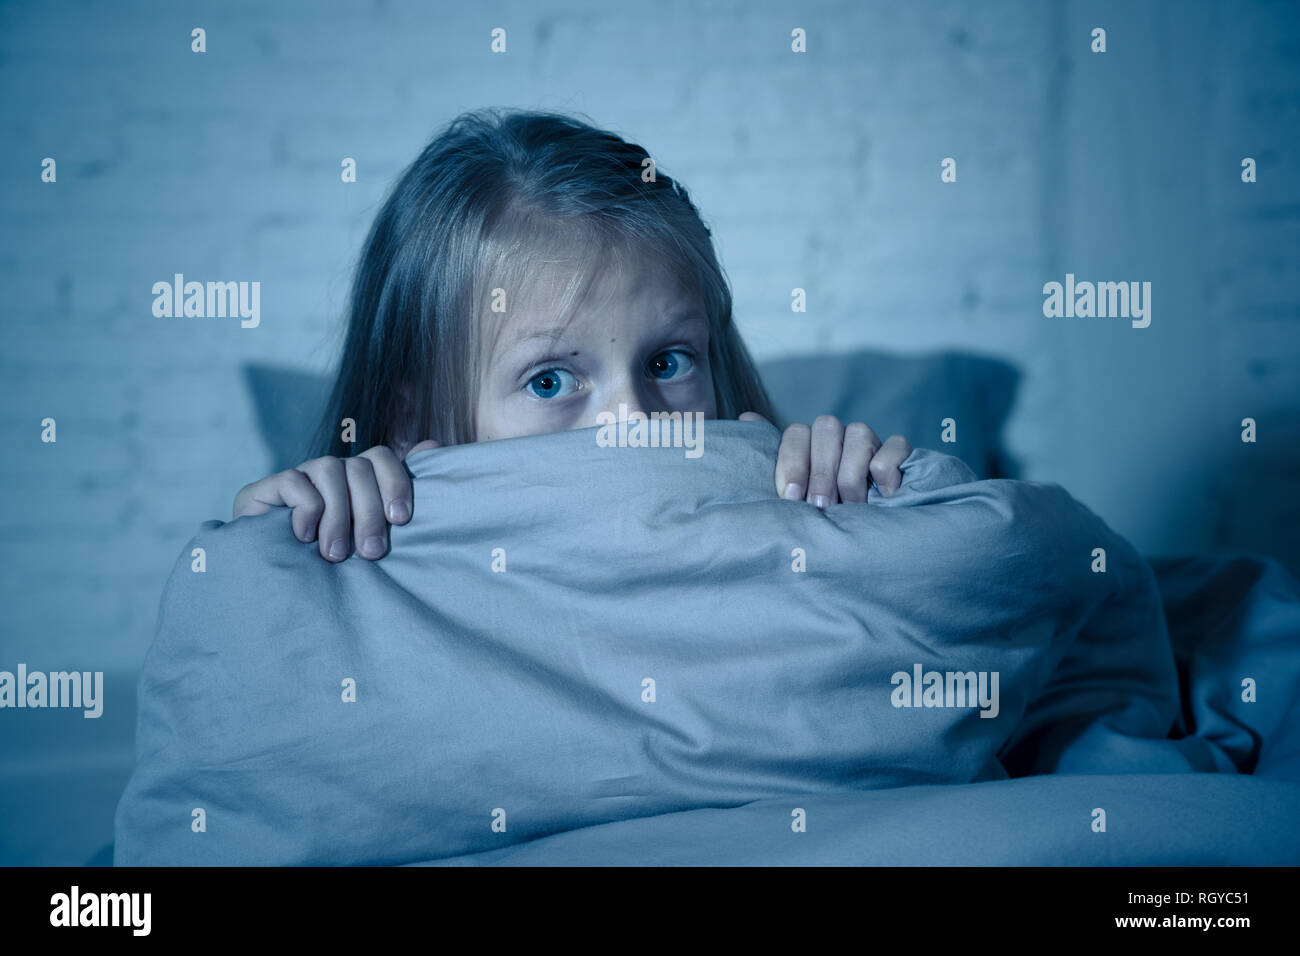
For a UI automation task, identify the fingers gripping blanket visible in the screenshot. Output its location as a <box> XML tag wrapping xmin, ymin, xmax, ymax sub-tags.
<box><xmin>114</xmin><ymin>420</ymin><xmax>1227</xmax><ymax>865</ymax></box>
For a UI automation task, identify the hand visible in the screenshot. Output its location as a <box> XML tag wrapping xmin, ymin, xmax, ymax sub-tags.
<box><xmin>231</xmin><ymin>439</ymin><xmax>441</xmax><ymax>561</ymax></box>
<box><xmin>739</xmin><ymin>412</ymin><xmax>912</xmax><ymax>507</ymax></box>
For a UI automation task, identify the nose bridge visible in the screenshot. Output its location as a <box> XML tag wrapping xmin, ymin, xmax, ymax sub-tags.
<box><xmin>604</xmin><ymin>369</ymin><xmax>655</xmax><ymax>418</ymax></box>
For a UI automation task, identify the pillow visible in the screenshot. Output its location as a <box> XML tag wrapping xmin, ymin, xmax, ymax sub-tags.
<box><xmin>243</xmin><ymin>349</ymin><xmax>1020</xmax><ymax>478</ymax></box>
<box><xmin>756</xmin><ymin>349</ymin><xmax>1020</xmax><ymax>479</ymax></box>
<box><xmin>115</xmin><ymin>420</ymin><xmax>1216</xmax><ymax>865</ymax></box>
<box><xmin>243</xmin><ymin>363</ymin><xmax>333</xmax><ymax>471</ymax></box>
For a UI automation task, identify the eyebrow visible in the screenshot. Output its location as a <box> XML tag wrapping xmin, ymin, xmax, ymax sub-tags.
<box><xmin>507</xmin><ymin>310</ymin><xmax>706</xmax><ymax>350</ymax></box>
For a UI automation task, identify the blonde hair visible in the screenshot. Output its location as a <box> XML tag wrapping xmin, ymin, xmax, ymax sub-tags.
<box><xmin>309</xmin><ymin>107</ymin><xmax>779</xmax><ymax>460</ymax></box>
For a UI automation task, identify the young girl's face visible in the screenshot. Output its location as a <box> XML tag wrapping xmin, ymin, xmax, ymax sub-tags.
<box><xmin>474</xmin><ymin>252</ymin><xmax>718</xmax><ymax>441</ymax></box>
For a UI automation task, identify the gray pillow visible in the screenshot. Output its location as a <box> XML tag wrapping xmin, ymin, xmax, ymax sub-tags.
<box><xmin>757</xmin><ymin>350</ymin><xmax>1020</xmax><ymax>480</ymax></box>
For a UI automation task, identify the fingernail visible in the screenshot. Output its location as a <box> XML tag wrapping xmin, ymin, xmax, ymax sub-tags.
<box><xmin>812</xmin><ymin>494</ymin><xmax>829</xmax><ymax>510</ymax></box>
<box><xmin>362</xmin><ymin>536</ymin><xmax>385</xmax><ymax>558</ymax></box>
<box><xmin>328</xmin><ymin>540</ymin><xmax>347</xmax><ymax>561</ymax></box>
<box><xmin>784</xmin><ymin>483</ymin><xmax>803</xmax><ymax>501</ymax></box>
<box><xmin>388</xmin><ymin>500</ymin><xmax>410</xmax><ymax>523</ymax></box>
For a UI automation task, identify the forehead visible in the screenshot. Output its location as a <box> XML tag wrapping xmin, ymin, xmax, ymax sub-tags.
<box><xmin>526</xmin><ymin>251</ymin><xmax>689</xmax><ymax>316</ymax></box>
<box><xmin>483</xmin><ymin>241</ymin><xmax>703</xmax><ymax>357</ymax></box>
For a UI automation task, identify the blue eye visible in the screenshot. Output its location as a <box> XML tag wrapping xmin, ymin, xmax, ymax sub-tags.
<box><xmin>649</xmin><ymin>350</ymin><xmax>694</xmax><ymax>380</ymax></box>
<box><xmin>527</xmin><ymin>368</ymin><xmax>577</xmax><ymax>399</ymax></box>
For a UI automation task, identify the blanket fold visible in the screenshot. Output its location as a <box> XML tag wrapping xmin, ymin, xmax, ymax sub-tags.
<box><xmin>115</xmin><ymin>419</ymin><xmax>1230</xmax><ymax>865</ymax></box>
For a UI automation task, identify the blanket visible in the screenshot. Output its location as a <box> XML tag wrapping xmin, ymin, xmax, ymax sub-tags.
<box><xmin>113</xmin><ymin>419</ymin><xmax>1300</xmax><ymax>865</ymax></box>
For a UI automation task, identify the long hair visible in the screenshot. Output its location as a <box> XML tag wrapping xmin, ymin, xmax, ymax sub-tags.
<box><xmin>306</xmin><ymin>107</ymin><xmax>780</xmax><ymax>461</ymax></box>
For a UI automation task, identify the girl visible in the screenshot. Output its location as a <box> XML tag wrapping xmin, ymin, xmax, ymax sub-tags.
<box><xmin>232</xmin><ymin>108</ymin><xmax>913</xmax><ymax>562</ymax></box>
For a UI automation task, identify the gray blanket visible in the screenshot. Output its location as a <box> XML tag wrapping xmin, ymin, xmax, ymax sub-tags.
<box><xmin>115</xmin><ymin>420</ymin><xmax>1246</xmax><ymax>865</ymax></box>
